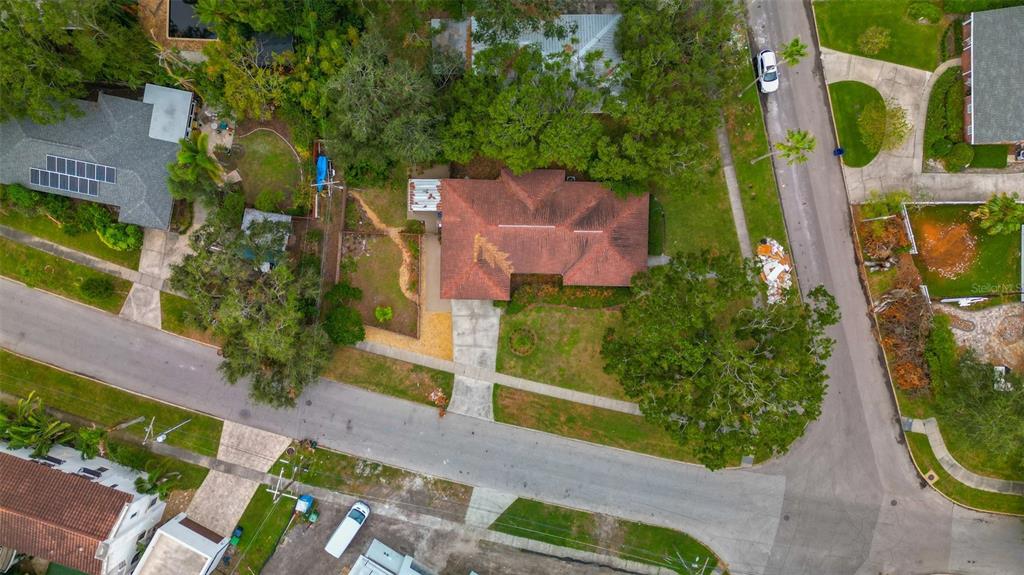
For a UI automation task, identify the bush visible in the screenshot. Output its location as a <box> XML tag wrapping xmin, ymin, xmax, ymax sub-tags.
<box><xmin>218</xmin><ymin>190</ymin><xmax>247</xmax><ymax>227</ymax></box>
<box><xmin>39</xmin><ymin>194</ymin><xmax>71</xmax><ymax>221</ymax></box>
<box><xmin>907</xmin><ymin>2</ymin><xmax>943</xmax><ymax>23</ymax></box>
<box><xmin>65</xmin><ymin>202</ymin><xmax>114</xmax><ymax>235</ymax></box>
<box><xmin>944</xmin><ymin>81</ymin><xmax>965</xmax><ymax>143</ymax></box>
<box><xmin>3</xmin><ymin>183</ymin><xmax>43</xmax><ymax>214</ymax></box>
<box><xmin>860</xmin><ymin>190</ymin><xmax>912</xmax><ymax>219</ymax></box>
<box><xmin>306</xmin><ymin>228</ymin><xmax>324</xmax><ymax>243</ymax></box>
<box><xmin>943</xmin><ymin>142</ymin><xmax>975</xmax><ymax>172</ymax></box>
<box><xmin>323</xmin><ymin>305</ymin><xmax>365</xmax><ymax>345</ymax></box>
<box><xmin>325</xmin><ymin>282</ymin><xmax>363</xmax><ymax>305</ymax></box>
<box><xmin>374</xmin><ymin>305</ymin><xmax>393</xmax><ymax>323</ymax></box>
<box><xmin>255</xmin><ymin>189</ymin><xmax>285</xmax><ymax>212</ymax></box>
<box><xmin>857</xmin><ymin>26</ymin><xmax>891</xmax><ymax>55</ymax></box>
<box><xmin>858</xmin><ymin>99</ymin><xmax>911</xmax><ymax>153</ymax></box>
<box><xmin>924</xmin><ymin>68</ymin><xmax>962</xmax><ymax>159</ymax></box>
<box><xmin>80</xmin><ymin>277</ymin><xmax>115</xmax><ymax>300</ymax></box>
<box><xmin>924</xmin><ymin>314</ymin><xmax>958</xmax><ymax>392</ymax></box>
<box><xmin>929</xmin><ymin>137</ymin><xmax>954</xmax><ymax>158</ymax></box>
<box><xmin>97</xmin><ymin>223</ymin><xmax>144</xmax><ymax>251</ymax></box>
<box><xmin>402</xmin><ymin>219</ymin><xmax>426</xmax><ymax>234</ymax></box>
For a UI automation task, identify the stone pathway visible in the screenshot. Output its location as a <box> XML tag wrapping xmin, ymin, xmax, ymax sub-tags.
<box><xmin>905</xmin><ymin>417</ymin><xmax>1024</xmax><ymax>496</ymax></box>
<box><xmin>356</xmin><ymin>340</ymin><xmax>641</xmax><ymax>416</ymax></box>
<box><xmin>185</xmin><ymin>421</ymin><xmax>292</xmax><ymax>537</ymax></box>
<box><xmin>820</xmin><ymin>49</ymin><xmax>1024</xmax><ymax>202</ymax></box>
<box><xmin>715</xmin><ymin>121</ymin><xmax>755</xmax><ymax>259</ymax></box>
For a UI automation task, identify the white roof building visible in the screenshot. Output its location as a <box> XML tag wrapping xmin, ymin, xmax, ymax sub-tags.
<box><xmin>350</xmin><ymin>539</ymin><xmax>436</xmax><ymax>575</ymax></box>
<box><xmin>142</xmin><ymin>84</ymin><xmax>195</xmax><ymax>144</ymax></box>
<box><xmin>132</xmin><ymin>513</ymin><xmax>228</xmax><ymax>575</ymax></box>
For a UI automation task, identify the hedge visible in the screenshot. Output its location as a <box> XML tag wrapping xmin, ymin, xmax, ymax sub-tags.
<box><xmin>924</xmin><ymin>67</ymin><xmax>962</xmax><ymax>160</ymax></box>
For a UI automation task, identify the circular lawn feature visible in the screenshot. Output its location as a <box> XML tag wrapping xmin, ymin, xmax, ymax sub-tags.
<box><xmin>828</xmin><ymin>81</ymin><xmax>885</xmax><ymax>168</ymax></box>
<box><xmin>508</xmin><ymin>327</ymin><xmax>538</xmax><ymax>357</ymax></box>
<box><xmin>234</xmin><ymin>130</ymin><xmax>302</xmax><ymax>208</ymax></box>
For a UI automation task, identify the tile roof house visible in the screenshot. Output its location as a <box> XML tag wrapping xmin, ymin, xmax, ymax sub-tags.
<box><xmin>0</xmin><ymin>84</ymin><xmax>195</xmax><ymax>229</ymax></box>
<box><xmin>434</xmin><ymin>169</ymin><xmax>648</xmax><ymax>300</ymax></box>
<box><xmin>962</xmin><ymin>6</ymin><xmax>1024</xmax><ymax>144</ymax></box>
<box><xmin>0</xmin><ymin>446</ymin><xmax>166</xmax><ymax>575</ymax></box>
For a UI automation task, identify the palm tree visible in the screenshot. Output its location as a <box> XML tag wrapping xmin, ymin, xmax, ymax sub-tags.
<box><xmin>970</xmin><ymin>193</ymin><xmax>1024</xmax><ymax>235</ymax></box>
<box><xmin>134</xmin><ymin>465</ymin><xmax>181</xmax><ymax>500</ymax></box>
<box><xmin>176</xmin><ymin>131</ymin><xmax>221</xmax><ymax>182</ymax></box>
<box><xmin>1</xmin><ymin>393</ymin><xmax>71</xmax><ymax>457</ymax></box>
<box><xmin>75</xmin><ymin>426</ymin><xmax>107</xmax><ymax>460</ymax></box>
<box><xmin>752</xmin><ymin>129</ymin><xmax>817</xmax><ymax>165</ymax></box>
<box><xmin>738</xmin><ymin>37</ymin><xmax>809</xmax><ymax>97</ymax></box>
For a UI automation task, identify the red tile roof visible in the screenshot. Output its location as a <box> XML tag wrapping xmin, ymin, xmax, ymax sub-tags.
<box><xmin>441</xmin><ymin>169</ymin><xmax>649</xmax><ymax>300</ymax></box>
<box><xmin>0</xmin><ymin>453</ymin><xmax>133</xmax><ymax>575</ymax></box>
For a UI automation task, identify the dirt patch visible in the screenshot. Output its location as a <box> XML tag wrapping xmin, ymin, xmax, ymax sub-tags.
<box><xmin>917</xmin><ymin>221</ymin><xmax>976</xmax><ymax>279</ymax></box>
<box><xmin>938</xmin><ymin>302</ymin><xmax>1024</xmax><ymax>372</ymax></box>
<box><xmin>348</xmin><ymin>191</ymin><xmax>420</xmax><ymax>307</ymax></box>
<box><xmin>451</xmin><ymin>156</ymin><xmax>505</xmax><ymax>179</ymax></box>
<box><xmin>161</xmin><ymin>488</ymin><xmax>196</xmax><ymax>522</ymax></box>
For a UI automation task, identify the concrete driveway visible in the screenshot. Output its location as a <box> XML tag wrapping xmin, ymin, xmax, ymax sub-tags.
<box><xmin>448</xmin><ymin>300</ymin><xmax>501</xmax><ymax>420</ymax></box>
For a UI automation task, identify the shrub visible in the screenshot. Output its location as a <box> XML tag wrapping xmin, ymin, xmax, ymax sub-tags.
<box><xmin>218</xmin><ymin>190</ymin><xmax>247</xmax><ymax>227</ymax></box>
<box><xmin>255</xmin><ymin>189</ymin><xmax>285</xmax><ymax>212</ymax></box>
<box><xmin>907</xmin><ymin>2</ymin><xmax>943</xmax><ymax>23</ymax></box>
<box><xmin>508</xmin><ymin>327</ymin><xmax>537</xmax><ymax>356</ymax></box>
<box><xmin>74</xmin><ymin>426</ymin><xmax>106</xmax><ymax>460</ymax></box>
<box><xmin>929</xmin><ymin>137</ymin><xmax>954</xmax><ymax>158</ymax></box>
<box><xmin>860</xmin><ymin>190</ymin><xmax>912</xmax><ymax>219</ymax></box>
<box><xmin>374</xmin><ymin>305</ymin><xmax>393</xmax><ymax>323</ymax></box>
<box><xmin>306</xmin><ymin>228</ymin><xmax>324</xmax><ymax>243</ymax></box>
<box><xmin>944</xmin><ymin>80</ymin><xmax>965</xmax><ymax>143</ymax></box>
<box><xmin>323</xmin><ymin>305</ymin><xmax>366</xmax><ymax>345</ymax></box>
<box><xmin>924</xmin><ymin>68</ymin><xmax>962</xmax><ymax>159</ymax></box>
<box><xmin>65</xmin><ymin>202</ymin><xmax>114</xmax><ymax>235</ymax></box>
<box><xmin>3</xmin><ymin>183</ymin><xmax>43</xmax><ymax>214</ymax></box>
<box><xmin>325</xmin><ymin>282</ymin><xmax>363</xmax><ymax>305</ymax></box>
<box><xmin>857</xmin><ymin>26</ymin><xmax>891</xmax><ymax>55</ymax></box>
<box><xmin>924</xmin><ymin>314</ymin><xmax>958</xmax><ymax>392</ymax></box>
<box><xmin>402</xmin><ymin>219</ymin><xmax>426</xmax><ymax>234</ymax></box>
<box><xmin>97</xmin><ymin>223</ymin><xmax>144</xmax><ymax>251</ymax></box>
<box><xmin>858</xmin><ymin>99</ymin><xmax>912</xmax><ymax>153</ymax></box>
<box><xmin>80</xmin><ymin>277</ymin><xmax>115</xmax><ymax>300</ymax></box>
<box><xmin>39</xmin><ymin>193</ymin><xmax>71</xmax><ymax>221</ymax></box>
<box><xmin>943</xmin><ymin>142</ymin><xmax>974</xmax><ymax>172</ymax></box>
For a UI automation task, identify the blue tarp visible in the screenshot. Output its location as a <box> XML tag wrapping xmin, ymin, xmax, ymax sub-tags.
<box><xmin>316</xmin><ymin>155</ymin><xmax>328</xmax><ymax>193</ymax></box>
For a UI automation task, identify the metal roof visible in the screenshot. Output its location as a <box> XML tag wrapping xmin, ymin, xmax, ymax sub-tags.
<box><xmin>408</xmin><ymin>179</ymin><xmax>442</xmax><ymax>212</ymax></box>
<box><xmin>970</xmin><ymin>6</ymin><xmax>1024</xmax><ymax>143</ymax></box>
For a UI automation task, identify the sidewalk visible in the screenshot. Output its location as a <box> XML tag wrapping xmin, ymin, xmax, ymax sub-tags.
<box><xmin>356</xmin><ymin>340</ymin><xmax>642</xmax><ymax>416</ymax></box>
<box><xmin>906</xmin><ymin>417</ymin><xmax>1024</xmax><ymax>496</ymax></box>
<box><xmin>716</xmin><ymin>121</ymin><xmax>754</xmax><ymax>259</ymax></box>
<box><xmin>0</xmin><ymin>224</ymin><xmax>151</xmax><ymax>286</ymax></box>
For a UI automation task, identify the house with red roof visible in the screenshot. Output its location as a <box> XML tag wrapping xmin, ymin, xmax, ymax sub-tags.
<box><xmin>411</xmin><ymin>169</ymin><xmax>648</xmax><ymax>300</ymax></box>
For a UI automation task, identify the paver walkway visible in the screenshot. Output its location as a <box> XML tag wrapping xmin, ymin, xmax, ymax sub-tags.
<box><xmin>820</xmin><ymin>49</ymin><xmax>1024</xmax><ymax>202</ymax></box>
<box><xmin>716</xmin><ymin>121</ymin><xmax>755</xmax><ymax>259</ymax></box>
<box><xmin>905</xmin><ymin>417</ymin><xmax>1024</xmax><ymax>496</ymax></box>
<box><xmin>356</xmin><ymin>340</ymin><xmax>641</xmax><ymax>415</ymax></box>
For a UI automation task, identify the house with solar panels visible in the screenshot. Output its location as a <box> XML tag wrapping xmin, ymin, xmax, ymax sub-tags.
<box><xmin>0</xmin><ymin>83</ymin><xmax>195</xmax><ymax>229</ymax></box>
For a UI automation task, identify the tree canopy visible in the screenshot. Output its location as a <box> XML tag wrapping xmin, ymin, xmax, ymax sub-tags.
<box><xmin>0</xmin><ymin>0</ymin><xmax>162</xmax><ymax>124</ymax></box>
<box><xmin>602</xmin><ymin>253</ymin><xmax>839</xmax><ymax>470</ymax></box>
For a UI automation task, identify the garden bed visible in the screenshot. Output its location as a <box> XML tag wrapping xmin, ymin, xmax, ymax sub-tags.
<box><xmin>341</xmin><ymin>233</ymin><xmax>419</xmax><ymax>337</ymax></box>
<box><xmin>496</xmin><ymin>304</ymin><xmax>624</xmax><ymax>399</ymax></box>
<box><xmin>907</xmin><ymin>204</ymin><xmax>1021</xmax><ymax>297</ymax></box>
<box><xmin>828</xmin><ymin>81</ymin><xmax>885</xmax><ymax>167</ymax></box>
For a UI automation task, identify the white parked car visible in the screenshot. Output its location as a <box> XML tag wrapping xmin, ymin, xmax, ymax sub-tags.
<box><xmin>324</xmin><ymin>501</ymin><xmax>370</xmax><ymax>558</ymax></box>
<box><xmin>758</xmin><ymin>49</ymin><xmax>780</xmax><ymax>94</ymax></box>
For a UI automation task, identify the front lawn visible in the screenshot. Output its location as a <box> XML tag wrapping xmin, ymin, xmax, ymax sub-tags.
<box><xmin>0</xmin><ymin>237</ymin><xmax>131</xmax><ymax>313</ymax></box>
<box><xmin>828</xmin><ymin>81</ymin><xmax>885</xmax><ymax>167</ymax></box>
<box><xmin>343</xmin><ymin>234</ymin><xmax>418</xmax><ymax>337</ymax></box>
<box><xmin>970</xmin><ymin>145</ymin><xmax>1009</xmax><ymax>169</ymax></box>
<box><xmin>0</xmin><ymin>208</ymin><xmax>141</xmax><ymax>268</ymax></box>
<box><xmin>232</xmin><ymin>488</ymin><xmax>296</xmax><ymax>575</ymax></box>
<box><xmin>906</xmin><ymin>432</ymin><xmax>1024</xmax><ymax>515</ymax></box>
<box><xmin>493</xmin><ymin>385</ymin><xmax>702</xmax><ymax>463</ymax></box>
<box><xmin>496</xmin><ymin>305</ymin><xmax>624</xmax><ymax>399</ymax></box>
<box><xmin>234</xmin><ymin>131</ymin><xmax>302</xmax><ymax>210</ymax></box>
<box><xmin>160</xmin><ymin>292</ymin><xmax>217</xmax><ymax>345</ymax></box>
<box><xmin>908</xmin><ymin>205</ymin><xmax>1021</xmax><ymax>297</ymax></box>
<box><xmin>815</xmin><ymin>0</ymin><xmax>946</xmax><ymax>71</ymax></box>
<box><xmin>0</xmin><ymin>349</ymin><xmax>223</xmax><ymax>456</ymax></box>
<box><xmin>323</xmin><ymin>347</ymin><xmax>454</xmax><ymax>406</ymax></box>
<box><xmin>491</xmin><ymin>498</ymin><xmax>721</xmax><ymax>571</ymax></box>
<box><xmin>727</xmin><ymin>84</ymin><xmax>789</xmax><ymax>248</ymax></box>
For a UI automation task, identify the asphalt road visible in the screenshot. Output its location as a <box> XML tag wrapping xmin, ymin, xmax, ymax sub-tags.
<box><xmin>1</xmin><ymin>4</ymin><xmax>1023</xmax><ymax>574</ymax></box>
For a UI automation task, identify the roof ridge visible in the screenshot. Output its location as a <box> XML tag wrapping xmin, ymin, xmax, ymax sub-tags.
<box><xmin>2</xmin><ymin>506</ymin><xmax>112</xmax><ymax>542</ymax></box>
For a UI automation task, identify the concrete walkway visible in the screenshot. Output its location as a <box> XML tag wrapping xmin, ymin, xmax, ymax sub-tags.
<box><xmin>448</xmin><ymin>300</ymin><xmax>502</xmax><ymax>420</ymax></box>
<box><xmin>715</xmin><ymin>122</ymin><xmax>755</xmax><ymax>259</ymax></box>
<box><xmin>356</xmin><ymin>340</ymin><xmax>642</xmax><ymax>415</ymax></box>
<box><xmin>906</xmin><ymin>417</ymin><xmax>1024</xmax><ymax>496</ymax></box>
<box><xmin>820</xmin><ymin>49</ymin><xmax>1024</xmax><ymax>202</ymax></box>
<box><xmin>0</xmin><ymin>225</ymin><xmax>151</xmax><ymax>286</ymax></box>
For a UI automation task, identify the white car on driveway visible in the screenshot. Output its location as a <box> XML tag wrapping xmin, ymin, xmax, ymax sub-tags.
<box><xmin>758</xmin><ymin>49</ymin><xmax>780</xmax><ymax>93</ymax></box>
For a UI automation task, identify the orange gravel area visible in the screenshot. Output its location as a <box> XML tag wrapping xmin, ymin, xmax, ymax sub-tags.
<box><xmin>918</xmin><ymin>221</ymin><xmax>976</xmax><ymax>279</ymax></box>
<box><xmin>364</xmin><ymin>312</ymin><xmax>453</xmax><ymax>360</ymax></box>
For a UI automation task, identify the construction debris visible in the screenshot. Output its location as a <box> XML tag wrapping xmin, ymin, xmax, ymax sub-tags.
<box><xmin>756</xmin><ymin>238</ymin><xmax>793</xmax><ymax>304</ymax></box>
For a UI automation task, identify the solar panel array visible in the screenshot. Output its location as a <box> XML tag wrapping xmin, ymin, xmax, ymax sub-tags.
<box><xmin>30</xmin><ymin>168</ymin><xmax>99</xmax><ymax>196</ymax></box>
<box><xmin>46</xmin><ymin>154</ymin><xmax>116</xmax><ymax>184</ymax></box>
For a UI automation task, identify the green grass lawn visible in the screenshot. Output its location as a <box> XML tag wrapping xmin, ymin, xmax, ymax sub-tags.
<box><xmin>496</xmin><ymin>305</ymin><xmax>624</xmax><ymax>399</ymax></box>
<box><xmin>908</xmin><ymin>205</ymin><xmax>1021</xmax><ymax>297</ymax></box>
<box><xmin>0</xmin><ymin>349</ymin><xmax>223</xmax><ymax>456</ymax></box>
<box><xmin>938</xmin><ymin>412</ymin><xmax>1023</xmax><ymax>481</ymax></box>
<box><xmin>0</xmin><ymin>209</ymin><xmax>141</xmax><ymax>268</ymax></box>
<box><xmin>493</xmin><ymin>385</ymin><xmax>707</xmax><ymax>463</ymax></box>
<box><xmin>828</xmin><ymin>81</ymin><xmax>885</xmax><ymax>167</ymax></box>
<box><xmin>970</xmin><ymin>144</ymin><xmax>1009</xmax><ymax>169</ymax></box>
<box><xmin>324</xmin><ymin>347</ymin><xmax>454</xmax><ymax>406</ymax></box>
<box><xmin>233</xmin><ymin>488</ymin><xmax>297</xmax><ymax>575</ymax></box>
<box><xmin>235</xmin><ymin>131</ymin><xmax>302</xmax><ymax>208</ymax></box>
<box><xmin>905</xmin><ymin>432</ymin><xmax>1024</xmax><ymax>515</ymax></box>
<box><xmin>344</xmin><ymin>234</ymin><xmax>418</xmax><ymax>337</ymax></box>
<box><xmin>105</xmin><ymin>439</ymin><xmax>210</xmax><ymax>490</ymax></box>
<box><xmin>491</xmin><ymin>498</ymin><xmax>720</xmax><ymax>571</ymax></box>
<box><xmin>648</xmin><ymin>196</ymin><xmax>666</xmax><ymax>255</ymax></box>
<box><xmin>815</xmin><ymin>0</ymin><xmax>946</xmax><ymax>71</ymax></box>
<box><xmin>0</xmin><ymin>237</ymin><xmax>131</xmax><ymax>313</ymax></box>
<box><xmin>727</xmin><ymin>86</ymin><xmax>789</xmax><ymax>249</ymax></box>
<box><xmin>353</xmin><ymin>164</ymin><xmax>411</xmax><ymax>229</ymax></box>
<box><xmin>160</xmin><ymin>292</ymin><xmax>217</xmax><ymax>345</ymax></box>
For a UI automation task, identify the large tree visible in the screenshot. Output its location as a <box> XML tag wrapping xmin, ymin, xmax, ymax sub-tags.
<box><xmin>602</xmin><ymin>253</ymin><xmax>839</xmax><ymax>470</ymax></box>
<box><xmin>0</xmin><ymin>0</ymin><xmax>161</xmax><ymax>124</ymax></box>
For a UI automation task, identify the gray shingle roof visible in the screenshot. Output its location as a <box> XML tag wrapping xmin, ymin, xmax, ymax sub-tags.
<box><xmin>0</xmin><ymin>86</ymin><xmax>189</xmax><ymax>229</ymax></box>
<box><xmin>971</xmin><ymin>6</ymin><xmax>1024</xmax><ymax>144</ymax></box>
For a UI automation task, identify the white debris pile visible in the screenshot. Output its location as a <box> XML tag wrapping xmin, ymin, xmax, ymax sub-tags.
<box><xmin>757</xmin><ymin>238</ymin><xmax>792</xmax><ymax>304</ymax></box>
